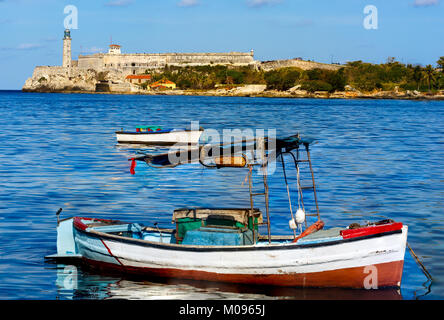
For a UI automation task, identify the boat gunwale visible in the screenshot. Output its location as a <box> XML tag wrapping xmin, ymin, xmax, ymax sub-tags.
<box><xmin>115</xmin><ymin>128</ymin><xmax>203</xmax><ymax>135</ymax></box>
<box><xmin>73</xmin><ymin>217</ymin><xmax>406</xmax><ymax>253</ymax></box>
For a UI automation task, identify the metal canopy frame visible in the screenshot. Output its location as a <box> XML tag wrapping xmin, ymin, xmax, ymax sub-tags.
<box><xmin>133</xmin><ymin>134</ymin><xmax>321</xmax><ymax>244</ymax></box>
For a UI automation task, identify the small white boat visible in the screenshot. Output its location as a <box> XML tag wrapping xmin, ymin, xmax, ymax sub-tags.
<box><xmin>46</xmin><ymin>135</ymin><xmax>408</xmax><ymax>289</ymax></box>
<box><xmin>116</xmin><ymin>126</ymin><xmax>203</xmax><ymax>145</ymax></box>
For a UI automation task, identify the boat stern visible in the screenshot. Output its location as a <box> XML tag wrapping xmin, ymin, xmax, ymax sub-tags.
<box><xmin>45</xmin><ymin>217</ymin><xmax>82</xmax><ymax>261</ymax></box>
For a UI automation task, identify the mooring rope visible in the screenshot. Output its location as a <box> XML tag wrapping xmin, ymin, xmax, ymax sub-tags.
<box><xmin>407</xmin><ymin>242</ymin><xmax>433</xmax><ymax>282</ymax></box>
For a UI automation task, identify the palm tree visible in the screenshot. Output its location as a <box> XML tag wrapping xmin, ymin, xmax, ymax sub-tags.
<box><xmin>437</xmin><ymin>57</ymin><xmax>444</xmax><ymax>71</ymax></box>
<box><xmin>422</xmin><ymin>65</ymin><xmax>436</xmax><ymax>92</ymax></box>
<box><xmin>436</xmin><ymin>73</ymin><xmax>443</xmax><ymax>90</ymax></box>
<box><xmin>413</xmin><ymin>65</ymin><xmax>422</xmax><ymax>90</ymax></box>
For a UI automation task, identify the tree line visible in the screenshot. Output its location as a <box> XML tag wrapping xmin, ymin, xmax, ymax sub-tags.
<box><xmin>143</xmin><ymin>57</ymin><xmax>444</xmax><ymax>93</ymax></box>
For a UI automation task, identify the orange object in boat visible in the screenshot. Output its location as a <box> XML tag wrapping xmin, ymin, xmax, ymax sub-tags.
<box><xmin>215</xmin><ymin>156</ymin><xmax>247</xmax><ymax>168</ymax></box>
<box><xmin>292</xmin><ymin>220</ymin><xmax>325</xmax><ymax>243</ymax></box>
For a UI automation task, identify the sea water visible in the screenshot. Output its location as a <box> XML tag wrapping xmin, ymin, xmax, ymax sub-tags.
<box><xmin>0</xmin><ymin>91</ymin><xmax>442</xmax><ymax>299</ymax></box>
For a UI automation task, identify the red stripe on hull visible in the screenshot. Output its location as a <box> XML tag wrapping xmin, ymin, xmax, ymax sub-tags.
<box><xmin>340</xmin><ymin>223</ymin><xmax>403</xmax><ymax>239</ymax></box>
<box><xmin>81</xmin><ymin>258</ymin><xmax>404</xmax><ymax>289</ymax></box>
<box><xmin>100</xmin><ymin>239</ymin><xmax>124</xmax><ymax>266</ymax></box>
<box><xmin>73</xmin><ymin>217</ymin><xmax>123</xmax><ymax>231</ymax></box>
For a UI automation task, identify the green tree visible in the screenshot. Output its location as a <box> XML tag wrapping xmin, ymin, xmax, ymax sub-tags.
<box><xmin>226</xmin><ymin>70</ymin><xmax>244</xmax><ymax>84</ymax></box>
<box><xmin>437</xmin><ymin>56</ymin><xmax>444</xmax><ymax>71</ymax></box>
<box><xmin>435</xmin><ymin>73</ymin><xmax>443</xmax><ymax>90</ymax></box>
<box><xmin>422</xmin><ymin>65</ymin><xmax>436</xmax><ymax>92</ymax></box>
<box><xmin>264</xmin><ymin>67</ymin><xmax>302</xmax><ymax>91</ymax></box>
<box><xmin>412</xmin><ymin>65</ymin><xmax>422</xmax><ymax>90</ymax></box>
<box><xmin>322</xmin><ymin>69</ymin><xmax>346</xmax><ymax>92</ymax></box>
<box><xmin>301</xmin><ymin>80</ymin><xmax>333</xmax><ymax>93</ymax></box>
<box><xmin>343</xmin><ymin>61</ymin><xmax>383</xmax><ymax>91</ymax></box>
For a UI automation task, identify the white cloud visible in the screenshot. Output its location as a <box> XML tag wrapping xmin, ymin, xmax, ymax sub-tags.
<box><xmin>105</xmin><ymin>0</ymin><xmax>134</xmax><ymax>7</ymax></box>
<box><xmin>178</xmin><ymin>0</ymin><xmax>199</xmax><ymax>7</ymax></box>
<box><xmin>42</xmin><ymin>37</ymin><xmax>57</xmax><ymax>42</ymax></box>
<box><xmin>0</xmin><ymin>43</ymin><xmax>44</xmax><ymax>51</ymax></box>
<box><xmin>80</xmin><ymin>47</ymin><xmax>105</xmax><ymax>54</ymax></box>
<box><xmin>413</xmin><ymin>0</ymin><xmax>439</xmax><ymax>7</ymax></box>
<box><xmin>268</xmin><ymin>18</ymin><xmax>314</xmax><ymax>28</ymax></box>
<box><xmin>247</xmin><ymin>0</ymin><xmax>282</xmax><ymax>8</ymax></box>
<box><xmin>17</xmin><ymin>43</ymin><xmax>43</xmax><ymax>50</ymax></box>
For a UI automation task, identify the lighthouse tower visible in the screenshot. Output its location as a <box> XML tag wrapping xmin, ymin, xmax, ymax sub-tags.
<box><xmin>63</xmin><ymin>29</ymin><xmax>72</xmax><ymax>68</ymax></box>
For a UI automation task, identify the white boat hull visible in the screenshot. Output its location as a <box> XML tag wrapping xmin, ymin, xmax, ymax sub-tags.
<box><xmin>116</xmin><ymin>130</ymin><xmax>202</xmax><ymax>145</ymax></box>
<box><xmin>63</xmin><ymin>217</ymin><xmax>408</xmax><ymax>288</ymax></box>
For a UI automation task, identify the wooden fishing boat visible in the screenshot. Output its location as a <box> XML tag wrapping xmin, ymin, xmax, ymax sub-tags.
<box><xmin>115</xmin><ymin>126</ymin><xmax>203</xmax><ymax>145</ymax></box>
<box><xmin>46</xmin><ymin>135</ymin><xmax>408</xmax><ymax>289</ymax></box>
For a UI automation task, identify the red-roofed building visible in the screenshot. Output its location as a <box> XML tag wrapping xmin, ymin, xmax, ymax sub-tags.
<box><xmin>125</xmin><ymin>74</ymin><xmax>152</xmax><ymax>84</ymax></box>
<box><xmin>150</xmin><ymin>79</ymin><xmax>176</xmax><ymax>90</ymax></box>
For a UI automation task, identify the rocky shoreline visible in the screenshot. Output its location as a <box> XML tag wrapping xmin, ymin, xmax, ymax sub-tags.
<box><xmin>22</xmin><ymin>84</ymin><xmax>444</xmax><ymax>101</ymax></box>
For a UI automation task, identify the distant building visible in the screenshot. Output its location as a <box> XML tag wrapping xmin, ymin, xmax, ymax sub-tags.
<box><xmin>125</xmin><ymin>74</ymin><xmax>151</xmax><ymax>84</ymax></box>
<box><xmin>108</xmin><ymin>44</ymin><xmax>122</xmax><ymax>55</ymax></box>
<box><xmin>150</xmin><ymin>79</ymin><xmax>176</xmax><ymax>90</ymax></box>
<box><xmin>75</xmin><ymin>40</ymin><xmax>256</xmax><ymax>76</ymax></box>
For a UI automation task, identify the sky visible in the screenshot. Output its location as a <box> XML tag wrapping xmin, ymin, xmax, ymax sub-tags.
<box><xmin>0</xmin><ymin>0</ymin><xmax>443</xmax><ymax>89</ymax></box>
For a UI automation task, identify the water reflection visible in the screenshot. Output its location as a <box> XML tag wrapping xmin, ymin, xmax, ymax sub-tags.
<box><xmin>48</xmin><ymin>249</ymin><xmax>431</xmax><ymax>300</ymax></box>
<box><xmin>52</xmin><ymin>263</ymin><xmax>403</xmax><ymax>300</ymax></box>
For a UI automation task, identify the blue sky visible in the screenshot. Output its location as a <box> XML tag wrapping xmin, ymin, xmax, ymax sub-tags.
<box><xmin>0</xmin><ymin>0</ymin><xmax>443</xmax><ymax>89</ymax></box>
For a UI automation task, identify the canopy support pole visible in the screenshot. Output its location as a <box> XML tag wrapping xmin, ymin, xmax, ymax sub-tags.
<box><xmin>247</xmin><ymin>165</ymin><xmax>256</xmax><ymax>245</ymax></box>
<box><xmin>281</xmin><ymin>154</ymin><xmax>297</xmax><ymax>239</ymax></box>
<box><xmin>305</xmin><ymin>144</ymin><xmax>320</xmax><ymax>221</ymax></box>
<box><xmin>258</xmin><ymin>137</ymin><xmax>272</xmax><ymax>244</ymax></box>
<box><xmin>263</xmin><ymin>163</ymin><xmax>271</xmax><ymax>244</ymax></box>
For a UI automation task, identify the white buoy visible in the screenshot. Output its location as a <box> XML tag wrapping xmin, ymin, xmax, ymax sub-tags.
<box><xmin>295</xmin><ymin>208</ymin><xmax>306</xmax><ymax>225</ymax></box>
<box><xmin>289</xmin><ymin>218</ymin><xmax>297</xmax><ymax>230</ymax></box>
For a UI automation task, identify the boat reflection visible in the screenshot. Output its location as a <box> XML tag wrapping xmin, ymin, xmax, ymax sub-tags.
<box><xmin>53</xmin><ymin>264</ymin><xmax>403</xmax><ymax>300</ymax></box>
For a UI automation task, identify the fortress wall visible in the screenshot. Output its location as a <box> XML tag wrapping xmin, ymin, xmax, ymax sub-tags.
<box><xmin>32</xmin><ymin>66</ymin><xmax>71</xmax><ymax>78</ymax></box>
<box><xmin>108</xmin><ymin>82</ymin><xmax>132</xmax><ymax>92</ymax></box>
<box><xmin>165</xmin><ymin>52</ymin><xmax>255</xmax><ymax>65</ymax></box>
<box><xmin>260</xmin><ymin>59</ymin><xmax>342</xmax><ymax>72</ymax></box>
<box><xmin>78</xmin><ymin>53</ymin><xmax>337</xmax><ymax>74</ymax></box>
<box><xmin>78</xmin><ymin>52</ymin><xmax>255</xmax><ymax>72</ymax></box>
<box><xmin>103</xmin><ymin>54</ymin><xmax>167</xmax><ymax>69</ymax></box>
<box><xmin>78</xmin><ymin>54</ymin><xmax>105</xmax><ymax>69</ymax></box>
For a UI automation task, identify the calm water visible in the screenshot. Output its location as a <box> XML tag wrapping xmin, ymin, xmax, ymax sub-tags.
<box><xmin>0</xmin><ymin>91</ymin><xmax>442</xmax><ymax>300</ymax></box>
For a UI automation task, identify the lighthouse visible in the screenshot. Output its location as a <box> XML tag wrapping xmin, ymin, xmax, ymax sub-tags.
<box><xmin>63</xmin><ymin>29</ymin><xmax>72</xmax><ymax>68</ymax></box>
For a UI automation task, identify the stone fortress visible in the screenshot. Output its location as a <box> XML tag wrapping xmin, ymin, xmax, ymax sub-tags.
<box><xmin>23</xmin><ymin>30</ymin><xmax>340</xmax><ymax>93</ymax></box>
